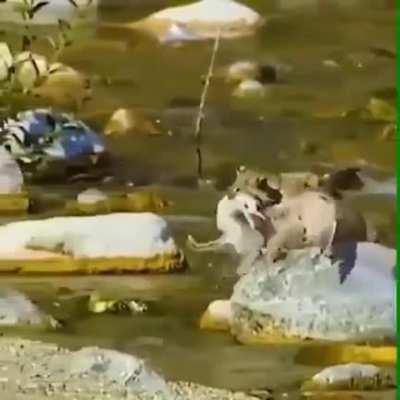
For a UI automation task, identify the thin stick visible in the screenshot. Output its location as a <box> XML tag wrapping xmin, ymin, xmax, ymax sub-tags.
<box><xmin>194</xmin><ymin>30</ymin><xmax>221</xmax><ymax>180</ymax></box>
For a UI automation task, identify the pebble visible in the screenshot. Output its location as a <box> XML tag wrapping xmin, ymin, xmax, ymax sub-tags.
<box><xmin>233</xmin><ymin>79</ymin><xmax>266</xmax><ymax>98</ymax></box>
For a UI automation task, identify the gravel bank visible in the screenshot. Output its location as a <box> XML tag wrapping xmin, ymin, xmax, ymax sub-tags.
<box><xmin>0</xmin><ymin>338</ymin><xmax>260</xmax><ymax>400</ymax></box>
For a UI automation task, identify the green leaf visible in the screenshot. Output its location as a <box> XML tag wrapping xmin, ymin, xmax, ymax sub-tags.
<box><xmin>67</xmin><ymin>0</ymin><xmax>78</xmax><ymax>8</ymax></box>
<box><xmin>30</xmin><ymin>1</ymin><xmax>50</xmax><ymax>16</ymax></box>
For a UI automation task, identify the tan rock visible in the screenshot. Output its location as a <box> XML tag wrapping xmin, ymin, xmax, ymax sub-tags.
<box><xmin>32</xmin><ymin>63</ymin><xmax>90</xmax><ymax>108</ymax></box>
<box><xmin>104</xmin><ymin>108</ymin><xmax>161</xmax><ymax>136</ymax></box>
<box><xmin>200</xmin><ymin>300</ymin><xmax>232</xmax><ymax>331</ymax></box>
<box><xmin>14</xmin><ymin>52</ymin><xmax>48</xmax><ymax>91</ymax></box>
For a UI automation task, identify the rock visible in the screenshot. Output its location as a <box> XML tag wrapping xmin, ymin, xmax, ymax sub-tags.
<box><xmin>231</xmin><ymin>242</ymin><xmax>395</xmax><ymax>343</ymax></box>
<box><xmin>0</xmin><ymin>147</ymin><xmax>23</xmax><ymax>194</ymax></box>
<box><xmin>366</xmin><ymin>98</ymin><xmax>395</xmax><ymax>122</ymax></box>
<box><xmin>67</xmin><ymin>191</ymin><xmax>171</xmax><ymax>215</ymax></box>
<box><xmin>200</xmin><ymin>299</ymin><xmax>232</xmax><ymax>331</ymax></box>
<box><xmin>0</xmin><ymin>148</ymin><xmax>28</xmax><ymax>214</ymax></box>
<box><xmin>0</xmin><ymin>0</ymin><xmax>97</xmax><ymax>26</ymax></box>
<box><xmin>0</xmin><ymin>289</ymin><xmax>56</xmax><ymax>328</ymax></box>
<box><xmin>88</xmin><ymin>292</ymin><xmax>148</xmax><ymax>315</ymax></box>
<box><xmin>225</xmin><ymin>61</ymin><xmax>278</xmax><ymax>84</ymax></box>
<box><xmin>0</xmin><ymin>337</ymin><xmax>264</xmax><ymax>399</ymax></box>
<box><xmin>77</xmin><ymin>188</ymin><xmax>108</xmax><ymax>205</ymax></box>
<box><xmin>0</xmin><ymin>213</ymin><xmax>185</xmax><ymax>273</ymax></box>
<box><xmin>233</xmin><ymin>79</ymin><xmax>266</xmax><ymax>98</ymax></box>
<box><xmin>130</xmin><ymin>0</ymin><xmax>264</xmax><ymax>42</ymax></box>
<box><xmin>32</xmin><ymin>63</ymin><xmax>91</xmax><ymax>108</ymax></box>
<box><xmin>104</xmin><ymin>108</ymin><xmax>161</xmax><ymax>136</ymax></box>
<box><xmin>57</xmin><ymin>347</ymin><xmax>169</xmax><ymax>395</ymax></box>
<box><xmin>0</xmin><ymin>42</ymin><xmax>12</xmax><ymax>81</ymax></box>
<box><xmin>13</xmin><ymin>52</ymin><xmax>48</xmax><ymax>92</ymax></box>
<box><xmin>226</xmin><ymin>61</ymin><xmax>260</xmax><ymax>82</ymax></box>
<box><xmin>379</xmin><ymin>123</ymin><xmax>396</xmax><ymax>141</ymax></box>
<box><xmin>302</xmin><ymin>363</ymin><xmax>395</xmax><ymax>391</ymax></box>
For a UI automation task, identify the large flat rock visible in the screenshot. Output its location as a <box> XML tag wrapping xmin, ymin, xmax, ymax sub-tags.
<box><xmin>0</xmin><ymin>213</ymin><xmax>185</xmax><ymax>274</ymax></box>
<box><xmin>231</xmin><ymin>242</ymin><xmax>395</xmax><ymax>343</ymax></box>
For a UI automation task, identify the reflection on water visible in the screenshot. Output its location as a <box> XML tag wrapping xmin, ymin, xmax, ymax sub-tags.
<box><xmin>0</xmin><ymin>0</ymin><xmax>396</xmax><ymax>397</ymax></box>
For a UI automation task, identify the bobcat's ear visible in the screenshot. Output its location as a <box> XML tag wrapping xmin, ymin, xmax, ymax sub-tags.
<box><xmin>227</xmin><ymin>189</ymin><xmax>236</xmax><ymax>199</ymax></box>
<box><xmin>256</xmin><ymin>176</ymin><xmax>268</xmax><ymax>190</ymax></box>
<box><xmin>236</xmin><ymin>165</ymin><xmax>246</xmax><ymax>176</ymax></box>
<box><xmin>305</xmin><ymin>173</ymin><xmax>319</xmax><ymax>189</ymax></box>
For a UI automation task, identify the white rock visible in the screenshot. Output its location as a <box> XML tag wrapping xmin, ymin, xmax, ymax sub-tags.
<box><xmin>0</xmin><ymin>147</ymin><xmax>24</xmax><ymax>194</ymax></box>
<box><xmin>151</xmin><ymin>0</ymin><xmax>261</xmax><ymax>26</ymax></box>
<box><xmin>304</xmin><ymin>363</ymin><xmax>395</xmax><ymax>390</ymax></box>
<box><xmin>232</xmin><ymin>242</ymin><xmax>396</xmax><ymax>342</ymax></box>
<box><xmin>14</xmin><ymin>52</ymin><xmax>48</xmax><ymax>91</ymax></box>
<box><xmin>134</xmin><ymin>0</ymin><xmax>264</xmax><ymax>41</ymax></box>
<box><xmin>200</xmin><ymin>300</ymin><xmax>232</xmax><ymax>331</ymax></box>
<box><xmin>358</xmin><ymin>174</ymin><xmax>396</xmax><ymax>197</ymax></box>
<box><xmin>0</xmin><ymin>213</ymin><xmax>178</xmax><ymax>259</ymax></box>
<box><xmin>77</xmin><ymin>188</ymin><xmax>108</xmax><ymax>205</ymax></box>
<box><xmin>0</xmin><ymin>289</ymin><xmax>52</xmax><ymax>327</ymax></box>
<box><xmin>233</xmin><ymin>79</ymin><xmax>265</xmax><ymax>98</ymax></box>
<box><xmin>313</xmin><ymin>363</ymin><xmax>380</xmax><ymax>384</ymax></box>
<box><xmin>226</xmin><ymin>61</ymin><xmax>259</xmax><ymax>82</ymax></box>
<box><xmin>62</xmin><ymin>347</ymin><xmax>169</xmax><ymax>395</ymax></box>
<box><xmin>0</xmin><ymin>0</ymin><xmax>97</xmax><ymax>25</ymax></box>
<box><xmin>0</xmin><ymin>42</ymin><xmax>12</xmax><ymax>81</ymax></box>
<box><xmin>104</xmin><ymin>108</ymin><xmax>160</xmax><ymax>136</ymax></box>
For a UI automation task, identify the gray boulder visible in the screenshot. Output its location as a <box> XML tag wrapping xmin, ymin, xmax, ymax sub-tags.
<box><xmin>0</xmin><ymin>147</ymin><xmax>23</xmax><ymax>194</ymax></box>
<box><xmin>231</xmin><ymin>242</ymin><xmax>395</xmax><ymax>342</ymax></box>
<box><xmin>0</xmin><ymin>289</ymin><xmax>55</xmax><ymax>328</ymax></box>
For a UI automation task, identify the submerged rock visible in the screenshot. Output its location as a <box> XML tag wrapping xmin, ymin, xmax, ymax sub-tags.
<box><xmin>0</xmin><ymin>147</ymin><xmax>24</xmax><ymax>194</ymax></box>
<box><xmin>0</xmin><ymin>289</ymin><xmax>56</xmax><ymax>328</ymax></box>
<box><xmin>77</xmin><ymin>188</ymin><xmax>108</xmax><ymax>205</ymax></box>
<box><xmin>130</xmin><ymin>0</ymin><xmax>264</xmax><ymax>42</ymax></box>
<box><xmin>302</xmin><ymin>363</ymin><xmax>395</xmax><ymax>391</ymax></box>
<box><xmin>231</xmin><ymin>242</ymin><xmax>395</xmax><ymax>343</ymax></box>
<box><xmin>200</xmin><ymin>299</ymin><xmax>232</xmax><ymax>331</ymax></box>
<box><xmin>68</xmin><ymin>190</ymin><xmax>171</xmax><ymax>215</ymax></box>
<box><xmin>0</xmin><ymin>213</ymin><xmax>185</xmax><ymax>273</ymax></box>
<box><xmin>232</xmin><ymin>79</ymin><xmax>266</xmax><ymax>98</ymax></box>
<box><xmin>88</xmin><ymin>292</ymin><xmax>148</xmax><ymax>315</ymax></box>
<box><xmin>32</xmin><ymin>63</ymin><xmax>91</xmax><ymax>108</ymax></box>
<box><xmin>225</xmin><ymin>61</ymin><xmax>279</xmax><ymax>84</ymax></box>
<box><xmin>104</xmin><ymin>108</ymin><xmax>161</xmax><ymax>136</ymax></box>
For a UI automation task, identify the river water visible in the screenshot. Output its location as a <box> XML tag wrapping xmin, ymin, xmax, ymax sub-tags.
<box><xmin>0</xmin><ymin>1</ymin><xmax>396</xmax><ymax>398</ymax></box>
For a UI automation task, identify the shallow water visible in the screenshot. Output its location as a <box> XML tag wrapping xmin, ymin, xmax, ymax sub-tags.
<box><xmin>0</xmin><ymin>0</ymin><xmax>396</xmax><ymax>398</ymax></box>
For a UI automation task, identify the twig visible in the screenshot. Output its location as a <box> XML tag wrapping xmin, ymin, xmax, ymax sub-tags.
<box><xmin>194</xmin><ymin>30</ymin><xmax>221</xmax><ymax>180</ymax></box>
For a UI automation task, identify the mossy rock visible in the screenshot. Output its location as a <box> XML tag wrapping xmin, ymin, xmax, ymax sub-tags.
<box><xmin>0</xmin><ymin>252</ymin><xmax>186</xmax><ymax>275</ymax></box>
<box><xmin>65</xmin><ymin>191</ymin><xmax>172</xmax><ymax>215</ymax></box>
<box><xmin>0</xmin><ymin>193</ymin><xmax>29</xmax><ymax>215</ymax></box>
